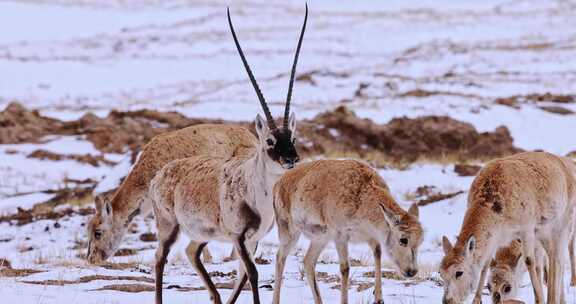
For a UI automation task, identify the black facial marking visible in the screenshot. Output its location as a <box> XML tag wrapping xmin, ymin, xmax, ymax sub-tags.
<box><xmin>492</xmin><ymin>200</ymin><xmax>503</xmax><ymax>213</ymax></box>
<box><xmin>125</xmin><ymin>208</ymin><xmax>141</xmax><ymax>226</ymax></box>
<box><xmin>267</xmin><ymin>128</ymin><xmax>299</xmax><ymax>165</ymax></box>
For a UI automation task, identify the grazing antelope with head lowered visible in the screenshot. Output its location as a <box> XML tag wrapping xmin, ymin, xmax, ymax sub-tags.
<box><xmin>272</xmin><ymin>159</ymin><xmax>423</xmax><ymax>304</ymax></box>
<box><xmin>440</xmin><ymin>151</ymin><xmax>576</xmax><ymax>304</ymax></box>
<box><xmin>486</xmin><ymin>236</ymin><xmax>576</xmax><ymax>303</ymax></box>
<box><xmin>148</xmin><ymin>6</ymin><xmax>307</xmax><ymax>304</ymax></box>
<box><xmin>86</xmin><ymin>123</ymin><xmax>256</xmax><ymax>264</ymax></box>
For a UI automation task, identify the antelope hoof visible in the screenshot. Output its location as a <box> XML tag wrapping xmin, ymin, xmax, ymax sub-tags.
<box><xmin>373</xmin><ymin>300</ymin><xmax>384</xmax><ymax>304</ymax></box>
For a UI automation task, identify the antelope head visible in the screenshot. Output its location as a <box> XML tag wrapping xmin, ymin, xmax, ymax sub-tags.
<box><xmin>379</xmin><ymin>203</ymin><xmax>423</xmax><ymax>278</ymax></box>
<box><xmin>228</xmin><ymin>4</ymin><xmax>308</xmax><ymax>172</ymax></box>
<box><xmin>488</xmin><ymin>254</ymin><xmax>522</xmax><ymax>304</ymax></box>
<box><xmin>86</xmin><ymin>196</ymin><xmax>125</xmax><ymax>264</ymax></box>
<box><xmin>440</xmin><ymin>235</ymin><xmax>481</xmax><ymax>304</ymax></box>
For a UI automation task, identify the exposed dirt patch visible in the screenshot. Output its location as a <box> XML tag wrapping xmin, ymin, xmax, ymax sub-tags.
<box><xmin>0</xmin><ymin>102</ymin><xmax>64</xmax><ymax>144</ymax></box>
<box><xmin>98</xmin><ymin>262</ymin><xmax>139</xmax><ymax>271</ymax></box>
<box><xmin>526</xmin><ymin>93</ymin><xmax>575</xmax><ymax>104</ymax></box>
<box><xmin>363</xmin><ymin>270</ymin><xmax>405</xmax><ymax>281</ymax></box>
<box><xmin>208</xmin><ymin>270</ymin><xmax>236</xmax><ymax>278</ymax></box>
<box><xmin>92</xmin><ymin>283</ymin><xmax>155</xmax><ymax>293</ymax></box>
<box><xmin>405</xmin><ymin>185</ymin><xmax>465</xmax><ymax>206</ymax></box>
<box><xmin>139</xmin><ymin>232</ymin><xmax>157</xmax><ymax>242</ymax></box>
<box><xmin>495</xmin><ymin>97</ymin><xmax>520</xmax><ymax>109</ymax></box>
<box><xmin>0</xmin><ymin>268</ymin><xmax>44</xmax><ymax>277</ymax></box>
<box><xmin>495</xmin><ymin>93</ymin><xmax>575</xmax><ymax>110</ymax></box>
<box><xmin>22</xmin><ymin>274</ymin><xmax>154</xmax><ymax>286</ymax></box>
<box><xmin>454</xmin><ymin>164</ymin><xmax>482</xmax><ymax>176</ymax></box>
<box><xmin>166</xmin><ymin>281</ymin><xmax>251</xmax><ymax>291</ymax></box>
<box><xmin>28</xmin><ymin>149</ymin><xmax>117</xmax><ymax>167</ymax></box>
<box><xmin>114</xmin><ymin>248</ymin><xmax>138</xmax><ymax>257</ymax></box>
<box><xmin>0</xmin><ymin>206</ymin><xmax>94</xmax><ymax>226</ymax></box>
<box><xmin>538</xmin><ymin>106</ymin><xmax>574</xmax><ymax>115</ymax></box>
<box><xmin>254</xmin><ymin>257</ymin><xmax>271</xmax><ymax>265</ymax></box>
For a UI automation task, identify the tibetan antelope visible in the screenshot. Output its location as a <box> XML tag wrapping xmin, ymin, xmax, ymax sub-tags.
<box><xmin>440</xmin><ymin>151</ymin><xmax>576</xmax><ymax>304</ymax></box>
<box><xmin>486</xmin><ymin>239</ymin><xmax>545</xmax><ymax>304</ymax></box>
<box><xmin>148</xmin><ymin>6</ymin><xmax>307</xmax><ymax>304</ymax></box>
<box><xmin>272</xmin><ymin>159</ymin><xmax>423</xmax><ymax>304</ymax></box>
<box><xmin>487</xmin><ymin>236</ymin><xmax>576</xmax><ymax>303</ymax></box>
<box><xmin>86</xmin><ymin>124</ymin><xmax>255</xmax><ymax>264</ymax></box>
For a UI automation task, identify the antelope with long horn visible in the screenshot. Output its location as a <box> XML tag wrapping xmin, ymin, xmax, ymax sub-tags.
<box><xmin>272</xmin><ymin>159</ymin><xmax>424</xmax><ymax>304</ymax></box>
<box><xmin>440</xmin><ymin>152</ymin><xmax>576</xmax><ymax>304</ymax></box>
<box><xmin>86</xmin><ymin>123</ymin><xmax>256</xmax><ymax>264</ymax></box>
<box><xmin>149</xmin><ymin>5</ymin><xmax>308</xmax><ymax>304</ymax></box>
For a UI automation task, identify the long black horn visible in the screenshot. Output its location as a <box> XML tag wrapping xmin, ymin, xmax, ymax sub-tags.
<box><xmin>227</xmin><ymin>7</ymin><xmax>276</xmax><ymax>130</ymax></box>
<box><xmin>284</xmin><ymin>3</ymin><xmax>308</xmax><ymax>129</ymax></box>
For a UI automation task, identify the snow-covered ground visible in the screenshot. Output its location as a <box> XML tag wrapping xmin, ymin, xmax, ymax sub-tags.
<box><xmin>1</xmin><ymin>0</ymin><xmax>576</xmax><ymax>303</ymax></box>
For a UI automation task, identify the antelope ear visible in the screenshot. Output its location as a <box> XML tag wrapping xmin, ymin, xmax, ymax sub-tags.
<box><xmin>408</xmin><ymin>203</ymin><xmax>419</xmax><ymax>219</ymax></box>
<box><xmin>442</xmin><ymin>236</ymin><xmax>453</xmax><ymax>254</ymax></box>
<box><xmin>255</xmin><ymin>114</ymin><xmax>270</xmax><ymax>140</ymax></box>
<box><xmin>464</xmin><ymin>236</ymin><xmax>476</xmax><ymax>257</ymax></box>
<box><xmin>379</xmin><ymin>204</ymin><xmax>401</xmax><ymax>227</ymax></box>
<box><xmin>95</xmin><ymin>196</ymin><xmax>103</xmax><ymax>212</ymax></box>
<box><xmin>288</xmin><ymin>112</ymin><xmax>297</xmax><ymax>133</ymax></box>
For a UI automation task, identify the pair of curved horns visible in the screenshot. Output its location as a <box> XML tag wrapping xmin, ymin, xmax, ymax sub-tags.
<box><xmin>227</xmin><ymin>3</ymin><xmax>308</xmax><ymax>130</ymax></box>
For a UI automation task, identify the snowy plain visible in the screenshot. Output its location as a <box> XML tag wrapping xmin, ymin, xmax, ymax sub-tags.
<box><xmin>1</xmin><ymin>0</ymin><xmax>576</xmax><ymax>303</ymax></box>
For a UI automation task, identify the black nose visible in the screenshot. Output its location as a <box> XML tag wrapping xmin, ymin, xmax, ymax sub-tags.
<box><xmin>405</xmin><ymin>268</ymin><xmax>417</xmax><ymax>278</ymax></box>
<box><xmin>493</xmin><ymin>292</ymin><xmax>501</xmax><ymax>303</ymax></box>
<box><xmin>285</xmin><ymin>156</ymin><xmax>299</xmax><ymax>167</ymax></box>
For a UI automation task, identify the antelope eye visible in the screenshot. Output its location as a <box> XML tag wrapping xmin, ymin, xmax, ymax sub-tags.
<box><xmin>455</xmin><ymin>271</ymin><xmax>463</xmax><ymax>279</ymax></box>
<box><xmin>266</xmin><ymin>139</ymin><xmax>274</xmax><ymax>146</ymax></box>
<box><xmin>503</xmin><ymin>284</ymin><xmax>511</xmax><ymax>293</ymax></box>
<box><xmin>94</xmin><ymin>230</ymin><xmax>103</xmax><ymax>240</ymax></box>
<box><xmin>399</xmin><ymin>238</ymin><xmax>408</xmax><ymax>246</ymax></box>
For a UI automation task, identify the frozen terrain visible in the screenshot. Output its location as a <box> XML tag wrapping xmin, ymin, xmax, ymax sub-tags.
<box><xmin>1</xmin><ymin>0</ymin><xmax>576</xmax><ymax>303</ymax></box>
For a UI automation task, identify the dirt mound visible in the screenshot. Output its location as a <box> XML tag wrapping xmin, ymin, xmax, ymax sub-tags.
<box><xmin>0</xmin><ymin>102</ymin><xmax>63</xmax><ymax>144</ymax></box>
<box><xmin>0</xmin><ymin>102</ymin><xmax>223</xmax><ymax>154</ymax></box>
<box><xmin>299</xmin><ymin>106</ymin><xmax>520</xmax><ymax>164</ymax></box>
<box><xmin>1</xmin><ymin>103</ymin><xmax>520</xmax><ymax>165</ymax></box>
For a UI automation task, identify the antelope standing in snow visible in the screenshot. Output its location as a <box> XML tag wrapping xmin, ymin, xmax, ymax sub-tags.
<box><xmin>440</xmin><ymin>152</ymin><xmax>576</xmax><ymax>304</ymax></box>
<box><xmin>86</xmin><ymin>124</ymin><xmax>255</xmax><ymax>264</ymax></box>
<box><xmin>272</xmin><ymin>159</ymin><xmax>423</xmax><ymax>304</ymax></box>
<box><xmin>148</xmin><ymin>6</ymin><xmax>307</xmax><ymax>304</ymax></box>
<box><xmin>486</xmin><ymin>236</ymin><xmax>576</xmax><ymax>303</ymax></box>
